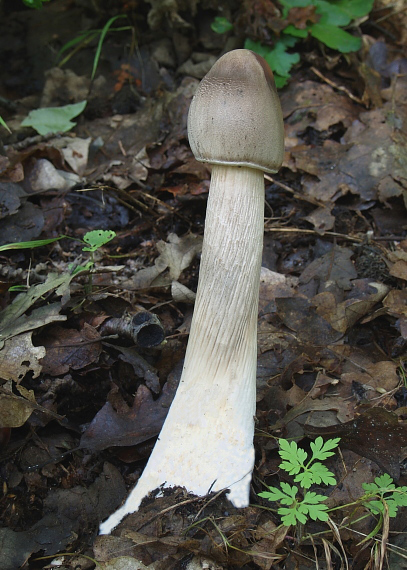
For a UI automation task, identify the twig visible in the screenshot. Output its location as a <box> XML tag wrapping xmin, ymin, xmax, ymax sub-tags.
<box><xmin>264</xmin><ymin>174</ymin><xmax>326</xmax><ymax>207</ymax></box>
<box><xmin>311</xmin><ymin>66</ymin><xmax>364</xmax><ymax>105</ymax></box>
<box><xmin>264</xmin><ymin>226</ymin><xmax>364</xmax><ymax>243</ymax></box>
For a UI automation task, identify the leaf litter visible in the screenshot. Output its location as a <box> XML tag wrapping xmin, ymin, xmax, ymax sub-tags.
<box><xmin>0</xmin><ymin>1</ymin><xmax>407</xmax><ymax>569</ymax></box>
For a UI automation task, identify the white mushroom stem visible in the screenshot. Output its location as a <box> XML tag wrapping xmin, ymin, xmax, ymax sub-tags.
<box><xmin>99</xmin><ymin>164</ymin><xmax>264</xmax><ymax>535</ymax></box>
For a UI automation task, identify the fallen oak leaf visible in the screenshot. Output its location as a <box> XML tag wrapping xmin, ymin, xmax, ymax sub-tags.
<box><xmin>0</xmin><ymin>381</ymin><xmax>65</xmax><ymax>428</ymax></box>
<box><xmin>0</xmin><ymin>331</ymin><xmax>45</xmax><ymax>382</ymax></box>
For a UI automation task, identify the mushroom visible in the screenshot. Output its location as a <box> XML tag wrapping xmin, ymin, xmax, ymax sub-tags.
<box><xmin>99</xmin><ymin>49</ymin><xmax>284</xmax><ymax>535</ymax></box>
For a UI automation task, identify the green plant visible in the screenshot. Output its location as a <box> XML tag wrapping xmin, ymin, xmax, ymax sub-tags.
<box><xmin>0</xmin><ymin>115</ymin><xmax>11</xmax><ymax>133</ymax></box>
<box><xmin>259</xmin><ymin>437</ymin><xmax>407</xmax><ymax>534</ymax></box>
<box><xmin>57</xmin><ymin>15</ymin><xmax>134</xmax><ymax>81</ymax></box>
<box><xmin>212</xmin><ymin>0</ymin><xmax>374</xmax><ymax>87</ymax></box>
<box><xmin>69</xmin><ymin>229</ymin><xmax>116</xmax><ymax>271</ymax></box>
<box><xmin>244</xmin><ymin>37</ymin><xmax>300</xmax><ymax>88</ymax></box>
<box><xmin>1</xmin><ymin>230</ymin><xmax>116</xmax><ymax>293</ymax></box>
<box><xmin>211</xmin><ymin>16</ymin><xmax>234</xmax><ymax>34</ymax></box>
<box><xmin>70</xmin><ymin>230</ymin><xmax>116</xmax><ymax>294</ymax></box>
<box><xmin>362</xmin><ymin>473</ymin><xmax>407</xmax><ymax>519</ymax></box>
<box><xmin>259</xmin><ymin>437</ymin><xmax>340</xmax><ymax>526</ymax></box>
<box><xmin>19</xmin><ymin>15</ymin><xmax>133</xmax><ymax>136</ymax></box>
<box><xmin>23</xmin><ymin>0</ymin><xmax>51</xmax><ymax>8</ymax></box>
<box><xmin>21</xmin><ymin>100</ymin><xmax>87</xmax><ymax>136</ymax></box>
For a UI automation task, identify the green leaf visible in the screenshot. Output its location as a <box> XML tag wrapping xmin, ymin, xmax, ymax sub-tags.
<box><xmin>21</xmin><ymin>100</ymin><xmax>87</xmax><ymax>135</ymax></box>
<box><xmin>258</xmin><ymin>487</ymin><xmax>288</xmax><ymax>502</ymax></box>
<box><xmin>309</xmin><ymin>463</ymin><xmax>337</xmax><ymax>486</ymax></box>
<box><xmin>92</xmin><ymin>15</ymin><xmax>128</xmax><ymax>80</ymax></box>
<box><xmin>314</xmin><ymin>0</ymin><xmax>352</xmax><ymax>26</ymax></box>
<box><xmin>304</xmin><ymin>502</ymin><xmax>329</xmax><ymax>521</ymax></box>
<box><xmin>23</xmin><ymin>0</ymin><xmax>51</xmax><ymax>8</ymax></box>
<box><xmin>70</xmin><ymin>261</ymin><xmax>94</xmax><ymax>275</ymax></box>
<box><xmin>279</xmin><ymin>33</ymin><xmax>301</xmax><ymax>47</ymax></box>
<box><xmin>264</xmin><ymin>41</ymin><xmax>300</xmax><ymax>79</ymax></box>
<box><xmin>279</xmin><ymin>439</ymin><xmax>308</xmax><ymax>467</ymax></box>
<box><xmin>297</xmin><ymin>491</ymin><xmax>329</xmax><ymax>521</ymax></box>
<box><xmin>385</xmin><ymin>499</ymin><xmax>400</xmax><ymax>518</ymax></box>
<box><xmin>278</xmin><ymin>506</ymin><xmax>307</xmax><ymax>526</ymax></box>
<box><xmin>274</xmin><ymin>75</ymin><xmax>290</xmax><ymax>88</ymax></box>
<box><xmin>82</xmin><ymin>230</ymin><xmax>116</xmax><ymax>252</ymax></box>
<box><xmin>279</xmin><ymin>0</ymin><xmax>310</xmax><ymax>6</ymax></box>
<box><xmin>362</xmin><ymin>481</ymin><xmax>379</xmax><ymax>493</ymax></box>
<box><xmin>283</xmin><ymin>24</ymin><xmax>309</xmax><ymax>38</ymax></box>
<box><xmin>279</xmin><ymin>482</ymin><xmax>298</xmax><ymax>501</ymax></box>
<box><xmin>294</xmin><ymin>470</ymin><xmax>314</xmax><ymax>489</ymax></box>
<box><xmin>244</xmin><ymin>39</ymin><xmax>299</xmax><ymax>86</ymax></box>
<box><xmin>335</xmin><ymin>0</ymin><xmax>374</xmax><ymax>19</ymax></box>
<box><xmin>0</xmin><ymin>237</ymin><xmax>64</xmax><ymax>252</ymax></box>
<box><xmin>244</xmin><ymin>39</ymin><xmax>269</xmax><ymax>58</ymax></box>
<box><xmin>211</xmin><ymin>17</ymin><xmax>233</xmax><ymax>34</ymax></box>
<box><xmin>0</xmin><ymin>115</ymin><xmax>11</xmax><ymax>133</ymax></box>
<box><xmin>394</xmin><ymin>489</ymin><xmax>407</xmax><ymax>507</ymax></box>
<box><xmin>303</xmin><ymin>491</ymin><xmax>329</xmax><ymax>504</ymax></box>
<box><xmin>374</xmin><ymin>473</ymin><xmax>395</xmax><ymax>489</ymax></box>
<box><xmin>362</xmin><ymin>473</ymin><xmax>407</xmax><ymax>518</ymax></box>
<box><xmin>310</xmin><ymin>23</ymin><xmax>361</xmax><ymax>53</ymax></box>
<box><xmin>364</xmin><ymin>499</ymin><xmax>386</xmax><ymax>516</ymax></box>
<box><xmin>310</xmin><ymin>437</ymin><xmax>341</xmax><ymax>462</ymax></box>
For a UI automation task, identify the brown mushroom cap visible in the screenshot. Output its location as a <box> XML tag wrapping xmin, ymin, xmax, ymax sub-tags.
<box><xmin>187</xmin><ymin>49</ymin><xmax>285</xmax><ymax>174</ymax></box>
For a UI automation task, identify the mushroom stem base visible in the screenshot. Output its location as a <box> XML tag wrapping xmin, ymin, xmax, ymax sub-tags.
<box><xmin>100</xmin><ymin>165</ymin><xmax>265</xmax><ymax>535</ymax></box>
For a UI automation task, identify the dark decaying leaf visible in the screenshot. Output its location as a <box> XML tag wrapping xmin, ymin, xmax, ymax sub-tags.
<box><xmin>80</xmin><ymin>371</ymin><xmax>179</xmax><ymax>451</ymax></box>
<box><xmin>276</xmin><ymin>296</ymin><xmax>343</xmax><ymax>345</ymax></box>
<box><xmin>0</xmin><ymin>463</ymin><xmax>126</xmax><ymax>570</ymax></box>
<box><xmin>39</xmin><ymin>323</ymin><xmax>102</xmax><ymax>375</ymax></box>
<box><xmin>305</xmin><ymin>407</ymin><xmax>407</xmax><ymax>480</ymax></box>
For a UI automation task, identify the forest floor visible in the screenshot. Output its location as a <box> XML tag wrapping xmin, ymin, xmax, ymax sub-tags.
<box><xmin>1</xmin><ymin>0</ymin><xmax>407</xmax><ymax>568</ymax></box>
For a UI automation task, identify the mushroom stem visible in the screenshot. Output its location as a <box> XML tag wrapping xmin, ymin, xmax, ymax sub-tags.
<box><xmin>99</xmin><ymin>164</ymin><xmax>264</xmax><ymax>535</ymax></box>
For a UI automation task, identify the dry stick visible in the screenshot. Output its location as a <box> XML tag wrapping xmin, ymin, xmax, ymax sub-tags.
<box><xmin>265</xmin><ymin>226</ymin><xmax>406</xmax><ymax>244</ymax></box>
<box><xmin>264</xmin><ymin>174</ymin><xmax>326</xmax><ymax>207</ymax></box>
<box><xmin>375</xmin><ymin>4</ymin><xmax>407</xmax><ymax>23</ymax></box>
<box><xmin>265</xmin><ymin>226</ymin><xmax>364</xmax><ymax>243</ymax></box>
<box><xmin>310</xmin><ymin>66</ymin><xmax>365</xmax><ymax>105</ymax></box>
<box><xmin>104</xmin><ymin>185</ymin><xmax>156</xmax><ymax>216</ymax></box>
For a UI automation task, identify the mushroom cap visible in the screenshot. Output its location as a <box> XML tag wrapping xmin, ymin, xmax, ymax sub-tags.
<box><xmin>187</xmin><ymin>49</ymin><xmax>284</xmax><ymax>174</ymax></box>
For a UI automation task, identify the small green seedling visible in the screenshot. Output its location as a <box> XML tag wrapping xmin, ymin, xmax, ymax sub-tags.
<box><xmin>259</xmin><ymin>437</ymin><xmax>340</xmax><ymax>526</ymax></box>
<box><xmin>71</xmin><ymin>230</ymin><xmax>116</xmax><ymax>283</ymax></box>
<box><xmin>81</xmin><ymin>229</ymin><xmax>116</xmax><ymax>253</ymax></box>
<box><xmin>278</xmin><ymin>436</ymin><xmax>339</xmax><ymax>488</ymax></box>
<box><xmin>362</xmin><ymin>473</ymin><xmax>407</xmax><ymax>519</ymax></box>
<box><xmin>1</xmin><ymin>230</ymin><xmax>116</xmax><ymax>294</ymax></box>
<box><xmin>259</xmin><ymin>436</ymin><xmax>407</xmax><ymax>538</ymax></box>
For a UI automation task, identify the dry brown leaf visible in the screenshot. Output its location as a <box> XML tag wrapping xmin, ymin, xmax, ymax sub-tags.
<box><xmin>313</xmin><ymin>280</ymin><xmax>389</xmax><ymax>334</ymax></box>
<box><xmin>39</xmin><ymin>323</ymin><xmax>102</xmax><ymax>376</ymax></box>
<box><xmin>0</xmin><ymin>386</ymin><xmax>36</xmax><ymax>428</ymax></box>
<box><xmin>281</xmin><ymin>80</ymin><xmax>359</xmax><ymax>134</ymax></box>
<box><xmin>0</xmin><ymin>331</ymin><xmax>45</xmax><ymax>382</ymax></box>
<box><xmin>299</xmin><ymin>245</ymin><xmax>356</xmax><ymax>290</ymax></box>
<box><xmin>80</xmin><ymin>372</ymin><xmax>179</xmax><ymax>451</ymax></box>
<box><xmin>345</xmin><ymin>360</ymin><xmax>399</xmax><ymax>393</ymax></box>
<box><xmin>130</xmin><ymin>233</ymin><xmax>202</xmax><ymax>290</ymax></box>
